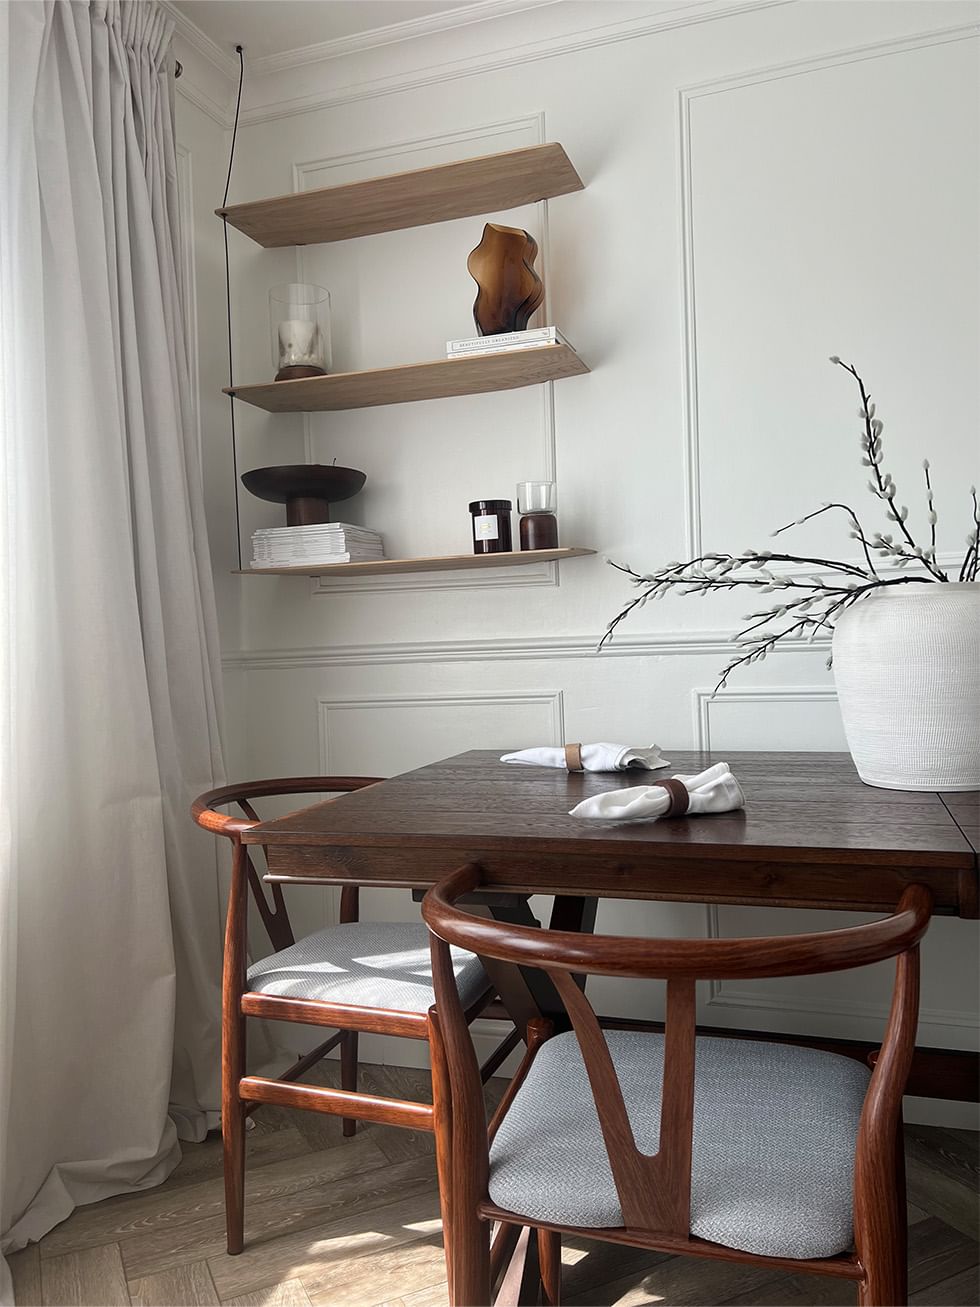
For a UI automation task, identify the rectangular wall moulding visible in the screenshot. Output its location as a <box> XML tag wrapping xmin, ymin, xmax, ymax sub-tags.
<box><xmin>237</xmin><ymin>548</ymin><xmax>595</xmax><ymax>578</ymax></box>
<box><xmin>226</xmin><ymin>343</ymin><xmax>588</xmax><ymax>412</ymax></box>
<box><xmin>218</xmin><ymin>143</ymin><xmax>584</xmax><ymax>247</ymax></box>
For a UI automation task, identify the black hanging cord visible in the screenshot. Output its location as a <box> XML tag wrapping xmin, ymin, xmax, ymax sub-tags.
<box><xmin>223</xmin><ymin>45</ymin><xmax>245</xmax><ymax>571</ymax></box>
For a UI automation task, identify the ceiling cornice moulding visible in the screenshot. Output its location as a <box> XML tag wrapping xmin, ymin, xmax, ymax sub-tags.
<box><xmin>239</xmin><ymin>0</ymin><xmax>794</xmax><ymax>126</ymax></box>
<box><xmin>174</xmin><ymin>67</ymin><xmax>234</xmax><ymax>126</ymax></box>
<box><xmin>164</xmin><ymin>0</ymin><xmax>242</xmax><ymax>126</ymax></box>
<box><xmin>247</xmin><ymin>0</ymin><xmax>561</xmax><ymax>77</ymax></box>
<box><xmin>162</xmin><ymin>0</ymin><xmax>240</xmax><ymax>79</ymax></box>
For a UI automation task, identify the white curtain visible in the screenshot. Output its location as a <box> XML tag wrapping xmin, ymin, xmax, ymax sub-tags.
<box><xmin>0</xmin><ymin>0</ymin><xmax>226</xmax><ymax>1290</ymax></box>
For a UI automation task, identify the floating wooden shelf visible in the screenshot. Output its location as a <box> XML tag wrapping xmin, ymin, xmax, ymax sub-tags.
<box><xmin>237</xmin><ymin>548</ymin><xmax>595</xmax><ymax>578</ymax></box>
<box><xmin>218</xmin><ymin>143</ymin><xmax>584</xmax><ymax>247</ymax></box>
<box><xmin>226</xmin><ymin>343</ymin><xmax>589</xmax><ymax>413</ymax></box>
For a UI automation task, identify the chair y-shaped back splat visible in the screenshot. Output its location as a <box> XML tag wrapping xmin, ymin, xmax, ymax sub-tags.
<box><xmin>192</xmin><ymin>776</ymin><xmax>383</xmax><ymax>954</ymax></box>
<box><xmin>235</xmin><ymin>796</ymin><xmax>295</xmax><ymax>951</ymax></box>
<box><xmin>548</xmin><ymin>968</ymin><xmax>696</xmax><ymax>1235</ymax></box>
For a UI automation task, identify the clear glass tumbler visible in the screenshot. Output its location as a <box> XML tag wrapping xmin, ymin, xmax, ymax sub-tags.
<box><xmin>269</xmin><ymin>283</ymin><xmax>332</xmax><ymax>381</ymax></box>
<box><xmin>516</xmin><ymin>481</ymin><xmax>558</xmax><ymax>550</ymax></box>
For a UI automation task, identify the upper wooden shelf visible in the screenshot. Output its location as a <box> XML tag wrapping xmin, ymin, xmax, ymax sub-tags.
<box><xmin>237</xmin><ymin>547</ymin><xmax>595</xmax><ymax>578</ymax></box>
<box><xmin>226</xmin><ymin>342</ymin><xmax>588</xmax><ymax>412</ymax></box>
<box><xmin>217</xmin><ymin>143</ymin><xmax>584</xmax><ymax>247</ymax></box>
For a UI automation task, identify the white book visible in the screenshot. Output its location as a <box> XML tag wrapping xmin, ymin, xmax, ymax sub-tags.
<box><xmin>251</xmin><ymin>551</ymin><xmax>384</xmax><ymax>568</ymax></box>
<box><xmin>252</xmin><ymin>539</ymin><xmax>385</xmax><ymax>556</ymax></box>
<box><xmin>446</xmin><ymin>326</ymin><xmax>570</xmax><ymax>356</ymax></box>
<box><xmin>447</xmin><ymin>334</ymin><xmax>564</xmax><ymax>354</ymax></box>
<box><xmin>257</xmin><ymin>536</ymin><xmax>384</xmax><ymax>548</ymax></box>
<box><xmin>253</xmin><ymin>537</ymin><xmax>384</xmax><ymax>552</ymax></box>
<box><xmin>448</xmin><ymin>339</ymin><xmax>565</xmax><ymax>358</ymax></box>
<box><xmin>255</xmin><ymin>551</ymin><xmax>385</xmax><ymax>563</ymax></box>
<box><xmin>253</xmin><ymin>528</ymin><xmax>383</xmax><ymax>548</ymax></box>
<box><xmin>448</xmin><ymin>326</ymin><xmax>558</xmax><ymax>349</ymax></box>
<box><xmin>253</xmin><ymin>523</ymin><xmax>381</xmax><ymax>538</ymax></box>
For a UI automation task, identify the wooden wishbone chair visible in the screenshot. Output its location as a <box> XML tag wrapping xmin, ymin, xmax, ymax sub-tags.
<box><xmin>423</xmin><ymin>864</ymin><xmax>932</xmax><ymax>1307</ymax></box>
<box><xmin>192</xmin><ymin>780</ymin><xmax>520</xmax><ymax>1260</ymax></box>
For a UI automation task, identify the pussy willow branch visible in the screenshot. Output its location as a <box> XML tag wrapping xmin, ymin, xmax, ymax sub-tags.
<box><xmin>602</xmin><ymin>359</ymin><xmax>975</xmax><ymax>690</ymax></box>
<box><xmin>772</xmin><ymin>503</ymin><xmax>879</xmax><ymax>577</ymax></box>
<box><xmin>923</xmin><ymin>462</ymin><xmax>937</xmax><ymax>560</ymax></box>
<box><xmin>716</xmin><ymin>602</ymin><xmax>852</xmax><ymax>692</ymax></box>
<box><xmin>832</xmin><ymin>358</ymin><xmax>948</xmax><ymax>581</ymax></box>
<box><xmin>715</xmin><ymin>575</ymin><xmax>934</xmax><ymax>691</ymax></box>
<box><xmin>960</xmin><ymin>487</ymin><xmax>979</xmax><ymax>582</ymax></box>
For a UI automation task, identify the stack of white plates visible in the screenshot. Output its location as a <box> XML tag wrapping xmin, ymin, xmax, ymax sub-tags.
<box><xmin>250</xmin><ymin>523</ymin><xmax>385</xmax><ymax>568</ymax></box>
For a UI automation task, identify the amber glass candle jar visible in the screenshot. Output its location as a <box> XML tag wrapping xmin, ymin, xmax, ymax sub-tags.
<box><xmin>469</xmin><ymin>500</ymin><xmax>513</xmax><ymax>554</ymax></box>
<box><xmin>516</xmin><ymin>481</ymin><xmax>558</xmax><ymax>550</ymax></box>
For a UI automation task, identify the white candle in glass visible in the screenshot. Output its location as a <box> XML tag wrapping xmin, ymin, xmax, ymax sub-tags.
<box><xmin>278</xmin><ymin>319</ymin><xmax>323</xmax><ymax>370</ymax></box>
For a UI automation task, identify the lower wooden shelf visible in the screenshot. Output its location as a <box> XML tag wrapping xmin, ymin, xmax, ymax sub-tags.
<box><xmin>236</xmin><ymin>547</ymin><xmax>595</xmax><ymax>578</ymax></box>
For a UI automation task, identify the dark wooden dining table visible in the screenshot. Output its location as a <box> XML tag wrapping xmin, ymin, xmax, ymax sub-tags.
<box><xmin>244</xmin><ymin>749</ymin><xmax>979</xmax><ymax>1102</ymax></box>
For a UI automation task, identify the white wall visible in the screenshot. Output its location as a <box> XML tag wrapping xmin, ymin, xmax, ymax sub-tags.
<box><xmin>175</xmin><ymin>0</ymin><xmax>980</xmax><ymax>1125</ymax></box>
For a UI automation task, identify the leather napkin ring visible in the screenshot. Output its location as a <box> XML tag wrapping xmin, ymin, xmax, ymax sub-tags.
<box><xmin>564</xmin><ymin>743</ymin><xmax>585</xmax><ymax>772</ymax></box>
<box><xmin>652</xmin><ymin>777</ymin><xmax>690</xmax><ymax>817</ymax></box>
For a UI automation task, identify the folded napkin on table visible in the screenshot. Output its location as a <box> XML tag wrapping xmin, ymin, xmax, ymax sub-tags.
<box><xmin>500</xmin><ymin>743</ymin><xmax>670</xmax><ymax>773</ymax></box>
<box><xmin>569</xmin><ymin>762</ymin><xmax>744</xmax><ymax>821</ymax></box>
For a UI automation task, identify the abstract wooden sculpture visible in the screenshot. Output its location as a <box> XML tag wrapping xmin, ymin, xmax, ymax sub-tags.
<box><xmin>467</xmin><ymin>223</ymin><xmax>544</xmax><ymax>335</ymax></box>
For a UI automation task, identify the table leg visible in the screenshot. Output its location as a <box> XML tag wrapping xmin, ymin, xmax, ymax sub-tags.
<box><xmin>485</xmin><ymin>895</ymin><xmax>599</xmax><ymax>1030</ymax></box>
<box><xmin>548</xmin><ymin>895</ymin><xmax>598</xmax><ymax>992</ymax></box>
<box><xmin>417</xmin><ymin>890</ymin><xmax>601</xmax><ymax>1032</ymax></box>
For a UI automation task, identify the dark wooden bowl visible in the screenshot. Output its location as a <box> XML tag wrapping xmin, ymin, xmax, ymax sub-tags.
<box><xmin>241</xmin><ymin>465</ymin><xmax>366</xmax><ymax>526</ymax></box>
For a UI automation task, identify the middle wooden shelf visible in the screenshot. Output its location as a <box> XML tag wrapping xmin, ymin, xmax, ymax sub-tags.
<box><xmin>226</xmin><ymin>342</ymin><xmax>588</xmax><ymax>413</ymax></box>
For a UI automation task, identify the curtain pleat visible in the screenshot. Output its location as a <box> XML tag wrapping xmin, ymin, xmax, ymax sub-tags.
<box><xmin>0</xmin><ymin>0</ymin><xmax>226</xmax><ymax>1281</ymax></box>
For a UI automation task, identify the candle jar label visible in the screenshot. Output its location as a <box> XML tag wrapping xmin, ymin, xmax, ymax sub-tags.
<box><xmin>473</xmin><ymin>515</ymin><xmax>499</xmax><ymax>541</ymax></box>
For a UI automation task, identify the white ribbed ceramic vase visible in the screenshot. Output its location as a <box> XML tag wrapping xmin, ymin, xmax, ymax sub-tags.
<box><xmin>831</xmin><ymin>582</ymin><xmax>980</xmax><ymax>790</ymax></box>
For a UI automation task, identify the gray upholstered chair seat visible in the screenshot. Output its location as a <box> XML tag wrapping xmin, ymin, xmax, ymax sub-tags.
<box><xmin>489</xmin><ymin>1029</ymin><xmax>871</xmax><ymax>1260</ymax></box>
<box><xmin>246</xmin><ymin>921</ymin><xmax>489</xmax><ymax>1013</ymax></box>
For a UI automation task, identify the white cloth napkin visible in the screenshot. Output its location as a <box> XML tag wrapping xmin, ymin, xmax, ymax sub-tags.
<box><xmin>500</xmin><ymin>743</ymin><xmax>670</xmax><ymax>772</ymax></box>
<box><xmin>569</xmin><ymin>762</ymin><xmax>745</xmax><ymax>821</ymax></box>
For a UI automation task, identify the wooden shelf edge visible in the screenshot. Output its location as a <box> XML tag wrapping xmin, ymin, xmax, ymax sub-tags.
<box><xmin>217</xmin><ymin>143</ymin><xmax>584</xmax><ymax>247</ymax></box>
<box><xmin>225</xmin><ymin>342</ymin><xmax>589</xmax><ymax>412</ymax></box>
<box><xmin>235</xmin><ymin>548</ymin><xmax>596</xmax><ymax>578</ymax></box>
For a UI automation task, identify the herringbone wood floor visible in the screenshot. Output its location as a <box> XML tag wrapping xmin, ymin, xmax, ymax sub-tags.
<box><xmin>8</xmin><ymin>1062</ymin><xmax>979</xmax><ymax>1307</ymax></box>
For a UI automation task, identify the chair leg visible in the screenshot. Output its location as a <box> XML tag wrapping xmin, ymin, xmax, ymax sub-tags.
<box><xmin>452</xmin><ymin>1214</ymin><xmax>491</xmax><ymax>1307</ymax></box>
<box><xmin>222</xmin><ymin>843</ymin><xmax>249</xmax><ymax>1255</ymax></box>
<box><xmin>859</xmin><ymin>1262</ymin><xmax>907</xmax><ymax>1307</ymax></box>
<box><xmin>857</xmin><ymin>1115</ymin><xmax>909</xmax><ymax>1307</ymax></box>
<box><xmin>538</xmin><ymin>1228</ymin><xmax>561</xmax><ymax>1305</ymax></box>
<box><xmin>341</xmin><ymin>1030</ymin><xmax>358</xmax><ymax>1136</ymax></box>
<box><xmin>429</xmin><ymin>1011</ymin><xmax>455</xmax><ymax>1300</ymax></box>
<box><xmin>222</xmin><ymin>1041</ymin><xmax>246</xmax><ymax>1256</ymax></box>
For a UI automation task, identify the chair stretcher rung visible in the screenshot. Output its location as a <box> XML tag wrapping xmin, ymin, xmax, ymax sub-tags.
<box><xmin>239</xmin><ymin>1075</ymin><xmax>435</xmax><ymax>1130</ymax></box>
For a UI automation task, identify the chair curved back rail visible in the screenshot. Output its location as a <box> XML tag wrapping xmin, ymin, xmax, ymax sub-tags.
<box><xmin>192</xmin><ymin>776</ymin><xmax>382</xmax><ymax>951</ymax></box>
<box><xmin>192</xmin><ymin>775</ymin><xmax>382</xmax><ymax>837</ymax></box>
<box><xmin>423</xmin><ymin>864</ymin><xmax>931</xmax><ymax>1304</ymax></box>
<box><xmin>425</xmin><ymin>862</ymin><xmax>932</xmax><ymax>981</ymax></box>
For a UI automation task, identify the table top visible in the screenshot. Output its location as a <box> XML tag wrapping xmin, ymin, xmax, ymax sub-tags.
<box><xmin>246</xmin><ymin>749</ymin><xmax>979</xmax><ymax>870</ymax></box>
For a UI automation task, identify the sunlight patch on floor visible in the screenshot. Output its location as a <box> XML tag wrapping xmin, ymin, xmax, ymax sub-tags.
<box><xmin>560</xmin><ymin>1245</ymin><xmax>589</xmax><ymax>1265</ymax></box>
